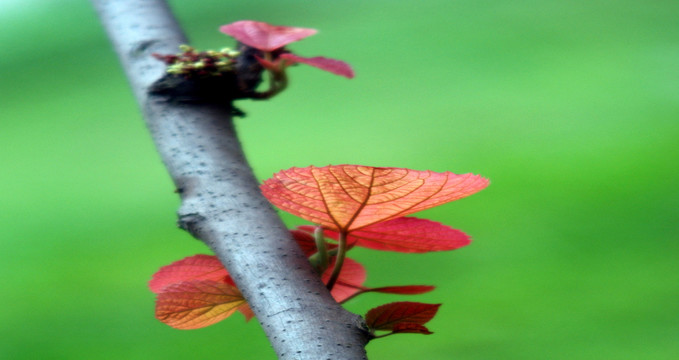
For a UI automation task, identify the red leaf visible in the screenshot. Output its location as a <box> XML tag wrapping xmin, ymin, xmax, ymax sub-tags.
<box><xmin>220</xmin><ymin>20</ymin><xmax>317</xmax><ymax>52</ymax></box>
<box><xmin>237</xmin><ymin>303</ymin><xmax>255</xmax><ymax>322</ymax></box>
<box><xmin>279</xmin><ymin>54</ymin><xmax>355</xmax><ymax>78</ymax></box>
<box><xmin>322</xmin><ymin>257</ymin><xmax>366</xmax><ymax>303</ymax></box>
<box><xmin>261</xmin><ymin>165</ymin><xmax>489</xmax><ymax>232</ymax></box>
<box><xmin>392</xmin><ymin>323</ymin><xmax>433</xmax><ymax>335</ymax></box>
<box><xmin>367</xmin><ymin>285</ymin><xmax>435</xmax><ymax>295</ymax></box>
<box><xmin>155</xmin><ymin>280</ymin><xmax>247</xmax><ymax>329</ymax></box>
<box><xmin>319</xmin><ymin>281</ymin><xmax>434</xmax><ymax>300</ymax></box>
<box><xmin>254</xmin><ymin>55</ymin><xmax>282</xmax><ymax>72</ymax></box>
<box><xmin>365</xmin><ymin>302</ymin><xmax>441</xmax><ymax>331</ymax></box>
<box><xmin>149</xmin><ymin>255</ymin><xmax>230</xmax><ymax>293</ymax></box>
<box><xmin>292</xmin><ymin>228</ymin><xmax>339</xmax><ymax>256</ymax></box>
<box><xmin>289</xmin><ymin>229</ymin><xmax>318</xmax><ymax>257</ymax></box>
<box><xmin>310</xmin><ymin>217</ymin><xmax>470</xmax><ymax>253</ymax></box>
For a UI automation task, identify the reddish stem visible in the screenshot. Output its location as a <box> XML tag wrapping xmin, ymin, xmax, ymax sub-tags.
<box><xmin>325</xmin><ymin>230</ymin><xmax>347</xmax><ymax>291</ymax></box>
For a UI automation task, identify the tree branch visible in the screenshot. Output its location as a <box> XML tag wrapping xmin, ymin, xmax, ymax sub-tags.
<box><xmin>91</xmin><ymin>1</ymin><xmax>369</xmax><ymax>358</ymax></box>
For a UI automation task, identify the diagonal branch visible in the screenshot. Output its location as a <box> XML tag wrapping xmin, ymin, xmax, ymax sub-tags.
<box><xmin>90</xmin><ymin>0</ymin><xmax>369</xmax><ymax>358</ymax></box>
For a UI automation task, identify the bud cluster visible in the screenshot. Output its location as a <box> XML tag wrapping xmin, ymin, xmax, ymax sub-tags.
<box><xmin>152</xmin><ymin>45</ymin><xmax>240</xmax><ymax>77</ymax></box>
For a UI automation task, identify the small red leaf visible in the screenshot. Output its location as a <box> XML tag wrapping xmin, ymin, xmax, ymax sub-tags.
<box><xmin>220</xmin><ymin>20</ymin><xmax>317</xmax><ymax>52</ymax></box>
<box><xmin>279</xmin><ymin>54</ymin><xmax>355</xmax><ymax>78</ymax></box>
<box><xmin>316</xmin><ymin>217</ymin><xmax>471</xmax><ymax>253</ymax></box>
<box><xmin>254</xmin><ymin>55</ymin><xmax>282</xmax><ymax>72</ymax></box>
<box><xmin>322</xmin><ymin>257</ymin><xmax>366</xmax><ymax>303</ymax></box>
<box><xmin>155</xmin><ymin>280</ymin><xmax>247</xmax><ymax>329</ymax></box>
<box><xmin>289</xmin><ymin>229</ymin><xmax>318</xmax><ymax>257</ymax></box>
<box><xmin>149</xmin><ymin>255</ymin><xmax>230</xmax><ymax>293</ymax></box>
<box><xmin>367</xmin><ymin>285</ymin><xmax>435</xmax><ymax>295</ymax></box>
<box><xmin>261</xmin><ymin>165</ymin><xmax>489</xmax><ymax>232</ymax></box>
<box><xmin>237</xmin><ymin>303</ymin><xmax>255</xmax><ymax>322</ymax></box>
<box><xmin>392</xmin><ymin>323</ymin><xmax>433</xmax><ymax>335</ymax></box>
<box><xmin>365</xmin><ymin>302</ymin><xmax>441</xmax><ymax>331</ymax></box>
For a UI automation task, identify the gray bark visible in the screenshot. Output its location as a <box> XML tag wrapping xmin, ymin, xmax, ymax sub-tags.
<box><xmin>90</xmin><ymin>1</ymin><xmax>369</xmax><ymax>358</ymax></box>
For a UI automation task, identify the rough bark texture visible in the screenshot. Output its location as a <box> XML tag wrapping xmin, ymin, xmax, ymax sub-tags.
<box><xmin>91</xmin><ymin>1</ymin><xmax>369</xmax><ymax>358</ymax></box>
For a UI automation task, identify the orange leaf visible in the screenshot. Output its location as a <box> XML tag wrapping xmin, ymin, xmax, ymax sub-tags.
<box><xmin>365</xmin><ymin>302</ymin><xmax>441</xmax><ymax>331</ymax></box>
<box><xmin>261</xmin><ymin>165</ymin><xmax>488</xmax><ymax>232</ymax></box>
<box><xmin>149</xmin><ymin>254</ymin><xmax>231</xmax><ymax>294</ymax></box>
<box><xmin>155</xmin><ymin>280</ymin><xmax>247</xmax><ymax>330</ymax></box>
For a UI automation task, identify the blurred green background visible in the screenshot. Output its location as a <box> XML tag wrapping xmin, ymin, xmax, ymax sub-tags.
<box><xmin>2</xmin><ymin>0</ymin><xmax>677</xmax><ymax>359</ymax></box>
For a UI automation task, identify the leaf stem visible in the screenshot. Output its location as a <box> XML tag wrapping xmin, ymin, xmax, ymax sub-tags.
<box><xmin>325</xmin><ymin>230</ymin><xmax>348</xmax><ymax>291</ymax></box>
<box><xmin>314</xmin><ymin>226</ymin><xmax>329</xmax><ymax>272</ymax></box>
<box><xmin>255</xmin><ymin>52</ymin><xmax>288</xmax><ymax>99</ymax></box>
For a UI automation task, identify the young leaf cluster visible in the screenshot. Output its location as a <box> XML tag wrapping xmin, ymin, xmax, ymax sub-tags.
<box><xmin>220</xmin><ymin>20</ymin><xmax>354</xmax><ymax>99</ymax></box>
<box><xmin>151</xmin><ymin>21</ymin><xmax>354</xmax><ymax>103</ymax></box>
<box><xmin>260</xmin><ymin>165</ymin><xmax>488</xmax><ymax>336</ymax></box>
<box><xmin>148</xmin><ymin>21</ymin><xmax>489</xmax><ymax>343</ymax></box>
<box><xmin>151</xmin><ymin>165</ymin><xmax>487</xmax><ymax>337</ymax></box>
<box><xmin>152</xmin><ymin>45</ymin><xmax>240</xmax><ymax>78</ymax></box>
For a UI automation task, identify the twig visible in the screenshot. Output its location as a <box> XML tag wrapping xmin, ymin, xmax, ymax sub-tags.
<box><xmin>91</xmin><ymin>0</ymin><xmax>369</xmax><ymax>358</ymax></box>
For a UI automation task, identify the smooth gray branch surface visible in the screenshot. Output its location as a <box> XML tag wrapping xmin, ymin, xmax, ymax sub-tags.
<box><xmin>91</xmin><ymin>0</ymin><xmax>369</xmax><ymax>358</ymax></box>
